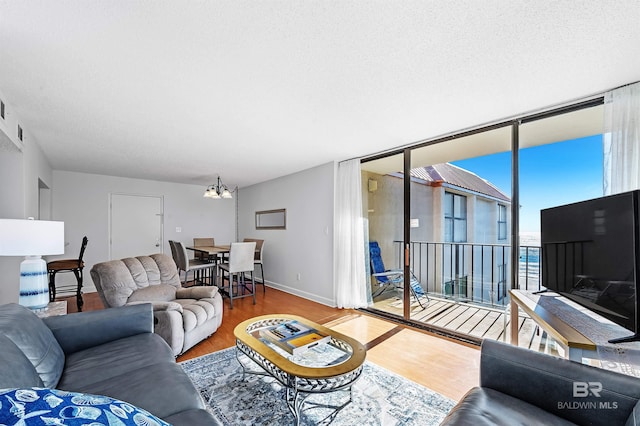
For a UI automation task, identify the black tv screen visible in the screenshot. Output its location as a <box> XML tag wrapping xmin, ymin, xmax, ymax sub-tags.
<box><xmin>541</xmin><ymin>191</ymin><xmax>639</xmax><ymax>341</ymax></box>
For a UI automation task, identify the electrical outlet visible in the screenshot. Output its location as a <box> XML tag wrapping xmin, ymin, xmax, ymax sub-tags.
<box><xmin>296</xmin><ymin>273</ymin><xmax>301</xmax><ymax>281</ymax></box>
<box><xmin>176</xmin><ymin>227</ymin><xmax>182</xmax><ymax>233</ymax></box>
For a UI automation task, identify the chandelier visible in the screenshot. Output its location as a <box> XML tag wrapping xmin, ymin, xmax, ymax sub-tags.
<box><xmin>203</xmin><ymin>176</ymin><xmax>233</xmax><ymax>199</ymax></box>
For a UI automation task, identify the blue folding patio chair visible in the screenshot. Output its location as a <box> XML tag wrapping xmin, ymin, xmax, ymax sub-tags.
<box><xmin>369</xmin><ymin>241</ymin><xmax>429</xmax><ymax>309</ymax></box>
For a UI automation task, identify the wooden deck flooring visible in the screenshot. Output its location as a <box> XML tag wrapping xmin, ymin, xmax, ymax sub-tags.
<box><xmin>372</xmin><ymin>294</ymin><xmax>562</xmax><ymax>356</ymax></box>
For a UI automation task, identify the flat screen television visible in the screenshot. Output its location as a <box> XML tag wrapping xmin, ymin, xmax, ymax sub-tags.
<box><xmin>541</xmin><ymin>190</ymin><xmax>640</xmax><ymax>343</ymax></box>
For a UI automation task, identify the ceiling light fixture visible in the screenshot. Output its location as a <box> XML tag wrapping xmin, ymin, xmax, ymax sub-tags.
<box><xmin>203</xmin><ymin>176</ymin><xmax>234</xmax><ymax>199</ymax></box>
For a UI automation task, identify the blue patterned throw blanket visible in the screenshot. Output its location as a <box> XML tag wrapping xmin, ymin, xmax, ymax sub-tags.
<box><xmin>0</xmin><ymin>388</ymin><xmax>170</xmax><ymax>426</ymax></box>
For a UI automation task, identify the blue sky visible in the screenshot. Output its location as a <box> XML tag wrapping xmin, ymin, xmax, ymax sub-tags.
<box><xmin>451</xmin><ymin>135</ymin><xmax>604</xmax><ymax>233</ymax></box>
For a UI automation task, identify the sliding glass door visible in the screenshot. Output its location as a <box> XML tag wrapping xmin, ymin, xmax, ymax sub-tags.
<box><xmin>362</xmin><ymin>153</ymin><xmax>407</xmax><ymax>316</ymax></box>
<box><xmin>361</xmin><ymin>100</ymin><xmax>605</xmax><ymax>344</ymax></box>
<box><xmin>518</xmin><ymin>105</ymin><xmax>605</xmax><ymax>294</ymax></box>
<box><xmin>362</xmin><ymin>126</ymin><xmax>514</xmax><ymax>332</ymax></box>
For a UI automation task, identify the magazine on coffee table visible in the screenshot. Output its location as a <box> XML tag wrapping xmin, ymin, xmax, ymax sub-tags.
<box><xmin>289</xmin><ymin>341</ymin><xmax>352</xmax><ymax>367</ymax></box>
<box><xmin>260</xmin><ymin>320</ymin><xmax>331</xmax><ymax>355</ymax></box>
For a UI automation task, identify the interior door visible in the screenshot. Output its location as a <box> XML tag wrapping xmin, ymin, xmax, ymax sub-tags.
<box><xmin>38</xmin><ymin>179</ymin><xmax>51</xmax><ymax>220</ymax></box>
<box><xmin>110</xmin><ymin>194</ymin><xmax>163</xmax><ymax>260</ymax></box>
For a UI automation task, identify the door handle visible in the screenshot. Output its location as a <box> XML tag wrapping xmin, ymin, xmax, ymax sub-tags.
<box><xmin>405</xmin><ymin>244</ymin><xmax>410</xmax><ymax>267</ymax></box>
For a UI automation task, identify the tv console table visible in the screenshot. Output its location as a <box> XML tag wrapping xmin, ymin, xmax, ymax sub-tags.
<box><xmin>509</xmin><ymin>290</ymin><xmax>640</xmax><ymax>365</ymax></box>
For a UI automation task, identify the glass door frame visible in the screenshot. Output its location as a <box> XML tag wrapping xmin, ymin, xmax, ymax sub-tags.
<box><xmin>361</xmin><ymin>96</ymin><xmax>604</xmax><ymax>329</ymax></box>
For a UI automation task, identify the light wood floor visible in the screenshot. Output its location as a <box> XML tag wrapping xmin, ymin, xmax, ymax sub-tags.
<box><xmin>65</xmin><ymin>287</ymin><xmax>480</xmax><ymax>401</ymax></box>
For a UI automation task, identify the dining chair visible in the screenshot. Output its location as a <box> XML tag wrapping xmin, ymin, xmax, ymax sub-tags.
<box><xmin>243</xmin><ymin>238</ymin><xmax>265</xmax><ymax>293</ymax></box>
<box><xmin>193</xmin><ymin>237</ymin><xmax>214</xmax><ymax>261</ymax></box>
<box><xmin>47</xmin><ymin>236</ymin><xmax>88</xmax><ymax>311</ymax></box>
<box><xmin>168</xmin><ymin>240</ymin><xmax>180</xmax><ymax>265</ymax></box>
<box><xmin>173</xmin><ymin>240</ymin><xmax>215</xmax><ymax>286</ymax></box>
<box><xmin>217</xmin><ymin>242</ymin><xmax>256</xmax><ymax>309</ymax></box>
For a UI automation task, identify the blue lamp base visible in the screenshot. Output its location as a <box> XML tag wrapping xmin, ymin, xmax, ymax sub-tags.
<box><xmin>19</xmin><ymin>255</ymin><xmax>49</xmax><ymax>310</ymax></box>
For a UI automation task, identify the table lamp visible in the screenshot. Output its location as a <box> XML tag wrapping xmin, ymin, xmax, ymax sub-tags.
<box><xmin>0</xmin><ymin>218</ymin><xmax>65</xmax><ymax>309</ymax></box>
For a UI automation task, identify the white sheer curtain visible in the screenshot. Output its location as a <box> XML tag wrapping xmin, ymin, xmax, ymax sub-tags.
<box><xmin>603</xmin><ymin>82</ymin><xmax>640</xmax><ymax>195</ymax></box>
<box><xmin>335</xmin><ymin>159</ymin><xmax>369</xmax><ymax>308</ymax></box>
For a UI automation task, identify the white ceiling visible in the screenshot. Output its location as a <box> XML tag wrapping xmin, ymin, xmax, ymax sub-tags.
<box><xmin>0</xmin><ymin>1</ymin><xmax>639</xmax><ymax>189</ymax></box>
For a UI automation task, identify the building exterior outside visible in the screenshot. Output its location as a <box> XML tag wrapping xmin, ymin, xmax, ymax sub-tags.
<box><xmin>363</xmin><ymin>163</ymin><xmax>512</xmax><ymax>307</ymax></box>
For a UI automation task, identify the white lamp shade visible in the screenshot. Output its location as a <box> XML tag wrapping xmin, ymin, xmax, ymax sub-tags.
<box><xmin>0</xmin><ymin>219</ymin><xmax>65</xmax><ymax>256</ymax></box>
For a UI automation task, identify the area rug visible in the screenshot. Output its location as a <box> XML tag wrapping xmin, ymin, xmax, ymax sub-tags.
<box><xmin>180</xmin><ymin>347</ymin><xmax>455</xmax><ymax>425</ymax></box>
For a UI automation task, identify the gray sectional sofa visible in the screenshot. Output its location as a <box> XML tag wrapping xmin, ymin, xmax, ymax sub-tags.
<box><xmin>441</xmin><ymin>339</ymin><xmax>640</xmax><ymax>426</ymax></box>
<box><xmin>0</xmin><ymin>302</ymin><xmax>216</xmax><ymax>425</ymax></box>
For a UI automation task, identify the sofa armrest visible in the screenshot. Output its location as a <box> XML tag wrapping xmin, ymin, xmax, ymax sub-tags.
<box><xmin>480</xmin><ymin>339</ymin><xmax>640</xmax><ymax>426</ymax></box>
<box><xmin>127</xmin><ymin>300</ymin><xmax>183</xmax><ymax>313</ymax></box>
<box><xmin>176</xmin><ymin>286</ymin><xmax>218</xmax><ymax>299</ymax></box>
<box><xmin>43</xmin><ymin>303</ymin><xmax>154</xmax><ymax>355</ymax></box>
<box><xmin>628</xmin><ymin>400</ymin><xmax>640</xmax><ymax>426</ymax></box>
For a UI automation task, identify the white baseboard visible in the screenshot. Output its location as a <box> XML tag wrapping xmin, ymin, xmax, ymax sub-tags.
<box><xmin>83</xmin><ymin>282</ymin><xmax>336</xmax><ymax>308</ymax></box>
<box><xmin>263</xmin><ymin>280</ymin><xmax>336</xmax><ymax>308</ymax></box>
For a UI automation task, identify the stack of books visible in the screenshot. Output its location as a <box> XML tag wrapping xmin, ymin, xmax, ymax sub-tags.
<box><xmin>259</xmin><ymin>320</ymin><xmax>331</xmax><ymax>355</ymax></box>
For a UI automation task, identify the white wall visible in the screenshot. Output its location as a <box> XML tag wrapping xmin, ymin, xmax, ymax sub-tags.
<box><xmin>365</xmin><ymin>172</ymin><xmax>440</xmax><ymax>268</ymax></box>
<box><xmin>0</xmin><ymin>148</ymin><xmax>24</xmax><ymax>305</ymax></box>
<box><xmin>51</xmin><ymin>171</ymin><xmax>236</xmax><ymax>292</ymax></box>
<box><xmin>0</xmin><ymin>150</ymin><xmax>23</xmax><ymax>218</ymax></box>
<box><xmin>237</xmin><ymin>162</ymin><xmax>335</xmax><ymax>306</ymax></box>
<box><xmin>0</xmin><ymin>90</ymin><xmax>54</xmax><ymax>304</ymax></box>
<box><xmin>24</xmin><ymin>139</ymin><xmax>53</xmax><ymax>219</ymax></box>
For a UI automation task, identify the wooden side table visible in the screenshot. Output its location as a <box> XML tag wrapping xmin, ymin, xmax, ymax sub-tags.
<box><xmin>34</xmin><ymin>300</ymin><xmax>68</xmax><ymax>318</ymax></box>
<box><xmin>509</xmin><ymin>290</ymin><xmax>640</xmax><ymax>364</ymax></box>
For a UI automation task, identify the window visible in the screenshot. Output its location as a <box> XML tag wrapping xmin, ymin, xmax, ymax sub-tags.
<box><xmin>444</xmin><ymin>192</ymin><xmax>467</xmax><ymax>242</ymax></box>
<box><xmin>498</xmin><ymin>204</ymin><xmax>507</xmax><ymax>240</ymax></box>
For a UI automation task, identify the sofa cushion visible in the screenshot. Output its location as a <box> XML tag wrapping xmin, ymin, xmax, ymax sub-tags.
<box><xmin>57</xmin><ymin>333</ymin><xmax>174</xmax><ymax>389</ymax></box>
<box><xmin>65</xmin><ymin>362</ymin><xmax>206</xmax><ymax>420</ymax></box>
<box><xmin>0</xmin><ymin>388</ymin><xmax>170</xmax><ymax>426</ymax></box>
<box><xmin>91</xmin><ymin>255</ymin><xmax>181</xmax><ymax>309</ymax></box>
<box><xmin>128</xmin><ymin>284</ymin><xmax>177</xmax><ymax>303</ymax></box>
<box><xmin>0</xmin><ymin>334</ymin><xmax>44</xmax><ymax>388</ymax></box>
<box><xmin>626</xmin><ymin>400</ymin><xmax>640</xmax><ymax>426</ymax></box>
<box><xmin>176</xmin><ymin>285</ymin><xmax>218</xmax><ymax>299</ymax></box>
<box><xmin>176</xmin><ymin>298</ymin><xmax>217</xmax><ymax>332</ymax></box>
<box><xmin>479</xmin><ymin>338</ymin><xmax>640</xmax><ymax>425</ymax></box>
<box><xmin>0</xmin><ymin>304</ymin><xmax>64</xmax><ymax>388</ymax></box>
<box><xmin>441</xmin><ymin>387</ymin><xmax>578</xmax><ymax>426</ymax></box>
<box><xmin>55</xmin><ymin>331</ymin><xmax>204</xmax><ymax>420</ymax></box>
<box><xmin>90</xmin><ymin>260</ymin><xmax>139</xmax><ymax>307</ymax></box>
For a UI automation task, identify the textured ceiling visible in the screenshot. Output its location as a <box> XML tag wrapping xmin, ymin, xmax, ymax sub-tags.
<box><xmin>0</xmin><ymin>1</ymin><xmax>639</xmax><ymax>189</ymax></box>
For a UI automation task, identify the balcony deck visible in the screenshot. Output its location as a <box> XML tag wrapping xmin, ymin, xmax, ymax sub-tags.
<box><xmin>371</xmin><ymin>294</ymin><xmax>562</xmax><ymax>356</ymax></box>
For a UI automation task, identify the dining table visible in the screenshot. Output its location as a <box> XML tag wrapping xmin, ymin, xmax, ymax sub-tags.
<box><xmin>187</xmin><ymin>244</ymin><xmax>260</xmax><ymax>259</ymax></box>
<box><xmin>187</xmin><ymin>245</ymin><xmax>231</xmax><ymax>258</ymax></box>
<box><xmin>186</xmin><ymin>244</ymin><xmax>259</xmax><ymax>279</ymax></box>
<box><xmin>187</xmin><ymin>244</ymin><xmax>260</xmax><ymax>296</ymax></box>
<box><xmin>185</xmin><ymin>245</ymin><xmax>230</xmax><ymax>286</ymax></box>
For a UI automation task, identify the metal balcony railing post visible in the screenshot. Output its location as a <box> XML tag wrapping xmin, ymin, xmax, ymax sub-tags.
<box><xmin>388</xmin><ymin>240</ymin><xmax>541</xmax><ymax>309</ymax></box>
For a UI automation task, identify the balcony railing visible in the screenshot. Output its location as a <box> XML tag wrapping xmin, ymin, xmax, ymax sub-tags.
<box><xmin>389</xmin><ymin>241</ymin><xmax>542</xmax><ymax>308</ymax></box>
